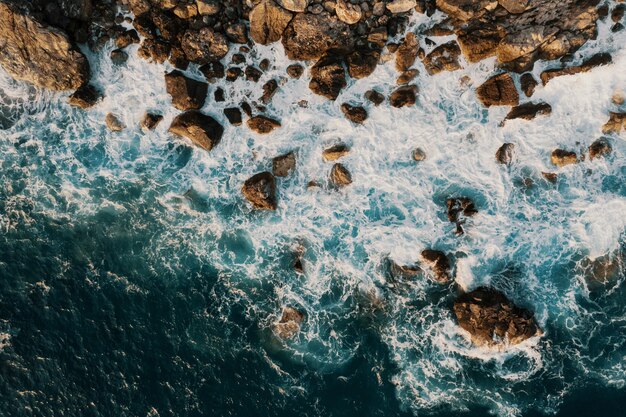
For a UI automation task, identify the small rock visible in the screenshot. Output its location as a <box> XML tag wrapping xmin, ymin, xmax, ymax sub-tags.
<box><xmin>396</xmin><ymin>33</ymin><xmax>419</xmax><ymax>72</ymax></box>
<box><xmin>223</xmin><ymin>108</ymin><xmax>242</xmax><ymax>126</ymax></box>
<box><xmin>335</xmin><ymin>0</ymin><xmax>362</xmax><ymax>24</ymax></box>
<box><xmin>347</xmin><ymin>48</ymin><xmax>380</xmax><ymax>79</ymax></box>
<box><xmin>242</xmin><ymin>171</ymin><xmax>277</xmax><ymax>210</ymax></box>
<box><xmin>272</xmin><ymin>152</ymin><xmax>296</xmax><ymax>177</ymax></box>
<box><xmin>420</xmin><ymin>250</ymin><xmax>451</xmax><ymax>283</ymax></box>
<box><xmin>245</xmin><ymin>66</ymin><xmax>263</xmax><ymax>82</ymax></box>
<box><xmin>247</xmin><ymin>115</ymin><xmax>281</xmax><ymax>134</ymax></box>
<box><xmin>550</xmin><ymin>149</ymin><xmax>578</xmax><ymax>167</ymax></box>
<box><xmin>287</xmin><ymin>64</ymin><xmax>304</xmax><ymax>78</ymax></box>
<box><xmin>422</xmin><ymin>41</ymin><xmax>462</xmax><ymax>75</ymax></box>
<box><xmin>495</xmin><ymin>143</ymin><xmax>515</xmax><ymax>164</ymax></box>
<box><xmin>412</xmin><ymin>148</ymin><xmax>426</xmax><ymax>161</ymax></box>
<box><xmin>323</xmin><ymin>144</ymin><xmax>350</xmax><ymax>161</ymax></box>
<box><xmin>110</xmin><ymin>49</ymin><xmax>128</xmax><ymax>65</ymax></box>
<box><xmin>68</xmin><ymin>84</ymin><xmax>101</xmax><ymax>109</ymax></box>
<box><xmin>214</xmin><ymin>88</ymin><xmax>225</xmax><ymax>102</ymax></box>
<box><xmin>341</xmin><ymin>103</ymin><xmax>368</xmax><ymax>124</ymax></box>
<box><xmin>199</xmin><ymin>61</ymin><xmax>225</xmax><ymax>82</ymax></box>
<box><xmin>226</xmin><ymin>67</ymin><xmax>243</xmax><ymax>82</ymax></box>
<box><xmin>386</xmin><ymin>0</ymin><xmax>417</xmax><ymax>14</ymax></box>
<box><xmin>272</xmin><ymin>307</ymin><xmax>305</xmax><ymax>339</ymax></box>
<box><xmin>389</xmin><ymin>85</ymin><xmax>418</xmax><ymax>108</ymax></box>
<box><xmin>181</xmin><ymin>27</ymin><xmax>229</xmax><ymax>64</ymax></box>
<box><xmin>330</xmin><ymin>163</ymin><xmax>352</xmax><ymax>186</ymax></box>
<box><xmin>504</xmin><ymin>102</ymin><xmax>552</xmax><ymax>122</ymax></box>
<box><xmin>276</xmin><ymin>0</ymin><xmax>309</xmax><ymax>12</ymax></box>
<box><xmin>165</xmin><ymin>70</ymin><xmax>208</xmax><ymax>111</ymax></box>
<box><xmin>225</xmin><ymin>22</ymin><xmax>249</xmax><ymax>44</ymax></box>
<box><xmin>309</xmin><ymin>54</ymin><xmax>346</xmax><ymax>100</ymax></box>
<box><xmin>196</xmin><ymin>0</ymin><xmax>220</xmax><ymax>15</ymax></box>
<box><xmin>542</xmin><ymin>172</ymin><xmax>558</xmax><ymax>183</ymax></box>
<box><xmin>141</xmin><ymin>113</ymin><xmax>163</xmax><ymax>130</ymax></box>
<box><xmin>169</xmin><ymin>110</ymin><xmax>224</xmax><ymax>151</ymax></box>
<box><xmin>365</xmin><ymin>90</ymin><xmax>385</xmax><ymax>106</ymax></box>
<box><xmin>115</xmin><ymin>29</ymin><xmax>140</xmax><ymax>49</ymax></box>
<box><xmin>520</xmin><ymin>73</ymin><xmax>537</xmax><ymax>97</ymax></box>
<box><xmin>476</xmin><ymin>73</ymin><xmax>519</xmax><ymax>107</ymax></box>
<box><xmin>447</xmin><ymin>197</ymin><xmax>477</xmax><ymax>223</ymax></box>
<box><xmin>260</xmin><ymin>79</ymin><xmax>279</xmax><ymax>104</ymax></box>
<box><xmin>105</xmin><ymin>113</ymin><xmax>125</xmax><ymax>132</ymax></box>
<box><xmin>397</xmin><ymin>69</ymin><xmax>419</xmax><ymax>85</ymax></box>
<box><xmin>602</xmin><ymin>112</ymin><xmax>626</xmax><ymax>134</ymax></box>
<box><xmin>588</xmin><ymin>138</ymin><xmax>612</xmax><ymax>160</ymax></box>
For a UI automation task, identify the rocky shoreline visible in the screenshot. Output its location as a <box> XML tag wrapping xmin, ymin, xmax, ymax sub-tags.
<box><xmin>1</xmin><ymin>0</ymin><xmax>625</xmax><ymax>348</ymax></box>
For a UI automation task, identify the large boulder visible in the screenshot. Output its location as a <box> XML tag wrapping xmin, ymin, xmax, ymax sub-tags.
<box><xmin>0</xmin><ymin>2</ymin><xmax>89</xmax><ymax>90</ymax></box>
<box><xmin>169</xmin><ymin>111</ymin><xmax>224</xmax><ymax>151</ymax></box>
<box><xmin>281</xmin><ymin>13</ymin><xmax>353</xmax><ymax>61</ymax></box>
<box><xmin>453</xmin><ymin>287</ymin><xmax>542</xmax><ymax>347</ymax></box>
<box><xmin>249</xmin><ymin>0</ymin><xmax>293</xmax><ymax>45</ymax></box>
<box><xmin>396</xmin><ymin>33</ymin><xmax>419</xmax><ymax>72</ymax></box>
<box><xmin>550</xmin><ymin>149</ymin><xmax>578</xmax><ymax>167</ymax></box>
<box><xmin>181</xmin><ymin>27</ymin><xmax>228</xmax><ymax>64</ymax></box>
<box><xmin>476</xmin><ymin>73</ymin><xmax>519</xmax><ymax>107</ymax></box>
<box><xmin>242</xmin><ymin>172</ymin><xmax>277</xmax><ymax>210</ymax></box>
<box><xmin>389</xmin><ymin>85</ymin><xmax>418</xmax><ymax>108</ymax></box>
<box><xmin>165</xmin><ymin>70</ymin><xmax>208</xmax><ymax>111</ymax></box>
<box><xmin>422</xmin><ymin>41</ymin><xmax>462</xmax><ymax>75</ymax></box>
<box><xmin>309</xmin><ymin>54</ymin><xmax>347</xmax><ymax>100</ymax></box>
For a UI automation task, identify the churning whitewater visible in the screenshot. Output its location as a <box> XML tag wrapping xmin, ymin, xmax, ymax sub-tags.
<box><xmin>1</xmin><ymin>6</ymin><xmax>626</xmax><ymax>417</ymax></box>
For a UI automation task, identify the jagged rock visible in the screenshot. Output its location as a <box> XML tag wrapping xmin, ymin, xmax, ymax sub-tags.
<box><xmin>165</xmin><ymin>71</ymin><xmax>208</xmax><ymax>111</ymax></box>
<box><xmin>396</xmin><ymin>33</ymin><xmax>419</xmax><ymax>72</ymax></box>
<box><xmin>387</xmin><ymin>0</ymin><xmax>417</xmax><ymax>14</ymax></box>
<box><xmin>347</xmin><ymin>48</ymin><xmax>380</xmax><ymax>79</ymax></box>
<box><xmin>436</xmin><ymin>0</ymin><xmax>493</xmax><ymax>21</ymax></box>
<box><xmin>550</xmin><ymin>149</ymin><xmax>578</xmax><ymax>167</ymax></box>
<box><xmin>250</xmin><ymin>0</ymin><xmax>293</xmax><ymax>45</ymax></box>
<box><xmin>0</xmin><ymin>2</ymin><xmax>89</xmax><ymax>90</ymax></box>
<box><xmin>199</xmin><ymin>61</ymin><xmax>225</xmax><ymax>82</ymax></box>
<box><xmin>68</xmin><ymin>84</ymin><xmax>101</xmax><ymax>108</ymax></box>
<box><xmin>365</xmin><ymin>90</ymin><xmax>385</xmax><ymax>106</ymax></box>
<box><xmin>422</xmin><ymin>41</ymin><xmax>462</xmax><ymax>75</ymax></box>
<box><xmin>181</xmin><ymin>28</ymin><xmax>228</xmax><ymax>64</ymax></box>
<box><xmin>115</xmin><ymin>29</ymin><xmax>140</xmax><ymax>48</ymax></box>
<box><xmin>476</xmin><ymin>73</ymin><xmax>519</xmax><ymax>107</ymax></box>
<box><xmin>341</xmin><ymin>103</ymin><xmax>368</xmax><ymax>124</ymax></box>
<box><xmin>226</xmin><ymin>67</ymin><xmax>242</xmax><ymax>82</ymax></box>
<box><xmin>282</xmin><ymin>13</ymin><xmax>353</xmax><ymax>61</ymax></box>
<box><xmin>247</xmin><ymin>115</ymin><xmax>281</xmax><ymax>134</ymax></box>
<box><xmin>330</xmin><ymin>163</ymin><xmax>352</xmax><ymax>186</ymax></box>
<box><xmin>602</xmin><ymin>112</ymin><xmax>626</xmax><ymax>134</ymax></box>
<box><xmin>335</xmin><ymin>0</ymin><xmax>362</xmax><ymax>24</ymax></box>
<box><xmin>447</xmin><ymin>197</ymin><xmax>477</xmax><ymax>223</ymax></box>
<box><xmin>540</xmin><ymin>53</ymin><xmax>612</xmax><ymax>85</ymax></box>
<box><xmin>272</xmin><ymin>307</ymin><xmax>305</xmax><ymax>339</ymax></box>
<box><xmin>420</xmin><ymin>250</ymin><xmax>451</xmax><ymax>283</ymax></box>
<box><xmin>287</xmin><ymin>64</ymin><xmax>304</xmax><ymax>78</ymax></box>
<box><xmin>173</xmin><ymin>3</ymin><xmax>198</xmax><ymax>19</ymax></box>
<box><xmin>110</xmin><ymin>49</ymin><xmax>128</xmax><ymax>65</ymax></box>
<box><xmin>242</xmin><ymin>172</ymin><xmax>277</xmax><ymax>210</ymax></box>
<box><xmin>520</xmin><ymin>73</ymin><xmax>537</xmax><ymax>97</ymax></box>
<box><xmin>397</xmin><ymin>69</ymin><xmax>419</xmax><ymax>85</ymax></box>
<box><xmin>504</xmin><ymin>102</ymin><xmax>552</xmax><ymax>122</ymax></box>
<box><xmin>137</xmin><ymin>39</ymin><xmax>171</xmax><ymax>63</ymax></box>
<box><xmin>141</xmin><ymin>113</ymin><xmax>163</xmax><ymax>130</ymax></box>
<box><xmin>323</xmin><ymin>144</ymin><xmax>350</xmax><ymax>161</ymax></box>
<box><xmin>412</xmin><ymin>148</ymin><xmax>426</xmax><ymax>161</ymax></box>
<box><xmin>588</xmin><ymin>138</ymin><xmax>612</xmax><ymax>160</ymax></box>
<box><xmin>260</xmin><ymin>79</ymin><xmax>279</xmax><ymax>104</ymax></box>
<box><xmin>309</xmin><ymin>55</ymin><xmax>346</xmax><ymax>100</ymax></box>
<box><xmin>105</xmin><ymin>113</ymin><xmax>125</xmax><ymax>132</ymax></box>
<box><xmin>169</xmin><ymin>110</ymin><xmax>224</xmax><ymax>151</ymax></box>
<box><xmin>245</xmin><ymin>66</ymin><xmax>263</xmax><ymax>82</ymax></box>
<box><xmin>389</xmin><ymin>85</ymin><xmax>418</xmax><ymax>108</ymax></box>
<box><xmin>197</xmin><ymin>0</ymin><xmax>220</xmax><ymax>15</ymax></box>
<box><xmin>582</xmin><ymin>252</ymin><xmax>623</xmax><ymax>284</ymax></box>
<box><xmin>456</xmin><ymin>23</ymin><xmax>504</xmax><ymax>63</ymax></box>
<box><xmin>454</xmin><ymin>287</ymin><xmax>542</xmax><ymax>347</ymax></box>
<box><xmin>226</xmin><ymin>22</ymin><xmax>249</xmax><ymax>44</ymax></box>
<box><xmin>272</xmin><ymin>152</ymin><xmax>296</xmax><ymax>177</ymax></box>
<box><xmin>223</xmin><ymin>108</ymin><xmax>242</xmax><ymax>126</ymax></box>
<box><xmin>495</xmin><ymin>143</ymin><xmax>515</xmax><ymax>164</ymax></box>
<box><xmin>542</xmin><ymin>172</ymin><xmax>558</xmax><ymax>183</ymax></box>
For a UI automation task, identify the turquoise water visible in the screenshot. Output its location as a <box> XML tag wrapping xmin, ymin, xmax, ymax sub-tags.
<box><xmin>1</xmin><ymin>15</ymin><xmax>626</xmax><ymax>416</ymax></box>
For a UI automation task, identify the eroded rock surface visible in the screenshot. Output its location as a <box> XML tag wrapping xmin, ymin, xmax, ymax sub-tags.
<box><xmin>169</xmin><ymin>111</ymin><xmax>224</xmax><ymax>151</ymax></box>
<box><xmin>242</xmin><ymin>171</ymin><xmax>277</xmax><ymax>210</ymax></box>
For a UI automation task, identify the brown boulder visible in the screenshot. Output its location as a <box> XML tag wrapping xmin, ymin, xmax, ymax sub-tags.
<box><xmin>540</xmin><ymin>53</ymin><xmax>612</xmax><ymax>85</ymax></box>
<box><xmin>272</xmin><ymin>307</ymin><xmax>305</xmax><ymax>339</ymax></box>
<box><xmin>341</xmin><ymin>103</ymin><xmax>368</xmax><ymax>124</ymax></box>
<box><xmin>420</xmin><ymin>250</ymin><xmax>451</xmax><ymax>283</ymax></box>
<box><xmin>0</xmin><ymin>2</ymin><xmax>89</xmax><ymax>91</ymax></box>
<box><xmin>347</xmin><ymin>48</ymin><xmax>380</xmax><ymax>79</ymax></box>
<box><xmin>141</xmin><ymin>113</ymin><xmax>163</xmax><ymax>130</ymax></box>
<box><xmin>309</xmin><ymin>55</ymin><xmax>347</xmax><ymax>101</ymax></box>
<box><xmin>550</xmin><ymin>149</ymin><xmax>578</xmax><ymax>167</ymax></box>
<box><xmin>330</xmin><ymin>163</ymin><xmax>352</xmax><ymax>187</ymax></box>
<box><xmin>281</xmin><ymin>13</ymin><xmax>353</xmax><ymax>61</ymax></box>
<box><xmin>365</xmin><ymin>90</ymin><xmax>385</xmax><ymax>106</ymax></box>
<box><xmin>249</xmin><ymin>0</ymin><xmax>293</xmax><ymax>45</ymax></box>
<box><xmin>602</xmin><ymin>112</ymin><xmax>626</xmax><ymax>134</ymax></box>
<box><xmin>389</xmin><ymin>85</ymin><xmax>418</xmax><ymax>108</ymax></box>
<box><xmin>453</xmin><ymin>287</ymin><xmax>542</xmax><ymax>347</ymax></box>
<box><xmin>181</xmin><ymin>28</ymin><xmax>229</xmax><ymax>64</ymax></box>
<box><xmin>272</xmin><ymin>152</ymin><xmax>296</xmax><ymax>177</ymax></box>
<box><xmin>422</xmin><ymin>41</ymin><xmax>462</xmax><ymax>75</ymax></box>
<box><xmin>287</xmin><ymin>64</ymin><xmax>304</xmax><ymax>79</ymax></box>
<box><xmin>165</xmin><ymin>70</ymin><xmax>208</xmax><ymax>111</ymax></box>
<box><xmin>223</xmin><ymin>108</ymin><xmax>242</xmax><ymax>126</ymax></box>
<box><xmin>504</xmin><ymin>102</ymin><xmax>552</xmax><ymax>122</ymax></box>
<box><xmin>495</xmin><ymin>143</ymin><xmax>515</xmax><ymax>165</ymax></box>
<box><xmin>247</xmin><ymin>115</ymin><xmax>281</xmax><ymax>134</ymax></box>
<box><xmin>242</xmin><ymin>172</ymin><xmax>277</xmax><ymax>210</ymax></box>
<box><xmin>169</xmin><ymin>111</ymin><xmax>224</xmax><ymax>151</ymax></box>
<box><xmin>520</xmin><ymin>73</ymin><xmax>538</xmax><ymax>97</ymax></box>
<box><xmin>588</xmin><ymin>138</ymin><xmax>612</xmax><ymax>160</ymax></box>
<box><xmin>105</xmin><ymin>113</ymin><xmax>125</xmax><ymax>132</ymax></box>
<box><xmin>322</xmin><ymin>144</ymin><xmax>350</xmax><ymax>161</ymax></box>
<box><xmin>396</xmin><ymin>33</ymin><xmax>419</xmax><ymax>72</ymax></box>
<box><xmin>476</xmin><ymin>73</ymin><xmax>519</xmax><ymax>107</ymax></box>
<box><xmin>68</xmin><ymin>84</ymin><xmax>101</xmax><ymax>109</ymax></box>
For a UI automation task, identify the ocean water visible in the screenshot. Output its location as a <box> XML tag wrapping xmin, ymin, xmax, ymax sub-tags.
<box><xmin>0</xmin><ymin>9</ymin><xmax>626</xmax><ymax>417</ymax></box>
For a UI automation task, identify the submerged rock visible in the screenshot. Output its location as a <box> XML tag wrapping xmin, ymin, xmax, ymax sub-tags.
<box><xmin>582</xmin><ymin>252</ymin><xmax>624</xmax><ymax>285</ymax></box>
<box><xmin>420</xmin><ymin>250</ymin><xmax>451</xmax><ymax>283</ymax></box>
<box><xmin>165</xmin><ymin>70</ymin><xmax>208</xmax><ymax>111</ymax></box>
<box><xmin>141</xmin><ymin>113</ymin><xmax>163</xmax><ymax>130</ymax></box>
<box><xmin>542</xmin><ymin>172</ymin><xmax>558</xmax><ymax>183</ymax></box>
<box><xmin>169</xmin><ymin>111</ymin><xmax>224</xmax><ymax>151</ymax></box>
<box><xmin>341</xmin><ymin>103</ymin><xmax>368</xmax><ymax>124</ymax></box>
<box><xmin>272</xmin><ymin>307</ymin><xmax>305</xmax><ymax>339</ymax></box>
<box><xmin>68</xmin><ymin>84</ymin><xmax>101</xmax><ymax>109</ymax></box>
<box><xmin>476</xmin><ymin>73</ymin><xmax>519</xmax><ymax>107</ymax></box>
<box><xmin>105</xmin><ymin>113</ymin><xmax>125</xmax><ymax>132</ymax></box>
<box><xmin>550</xmin><ymin>149</ymin><xmax>578</xmax><ymax>167</ymax></box>
<box><xmin>242</xmin><ymin>172</ymin><xmax>277</xmax><ymax>210</ymax></box>
<box><xmin>0</xmin><ymin>2</ymin><xmax>89</xmax><ymax>91</ymax></box>
<box><xmin>309</xmin><ymin>55</ymin><xmax>346</xmax><ymax>101</ymax></box>
<box><xmin>453</xmin><ymin>287</ymin><xmax>542</xmax><ymax>347</ymax></box>
<box><xmin>247</xmin><ymin>115</ymin><xmax>281</xmax><ymax>134</ymax></box>
<box><xmin>446</xmin><ymin>197</ymin><xmax>477</xmax><ymax>222</ymax></box>
<box><xmin>495</xmin><ymin>143</ymin><xmax>515</xmax><ymax>165</ymax></box>
<box><xmin>330</xmin><ymin>163</ymin><xmax>352</xmax><ymax>187</ymax></box>
<box><xmin>588</xmin><ymin>138</ymin><xmax>612</xmax><ymax>160</ymax></box>
<box><xmin>272</xmin><ymin>152</ymin><xmax>296</xmax><ymax>177</ymax></box>
<box><xmin>504</xmin><ymin>102</ymin><xmax>552</xmax><ymax>122</ymax></box>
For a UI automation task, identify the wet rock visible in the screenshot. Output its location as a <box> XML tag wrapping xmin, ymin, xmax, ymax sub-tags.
<box><xmin>436</xmin><ymin>0</ymin><xmax>493</xmax><ymax>21</ymax></box>
<box><xmin>272</xmin><ymin>152</ymin><xmax>296</xmax><ymax>177</ymax></box>
<box><xmin>309</xmin><ymin>55</ymin><xmax>346</xmax><ymax>101</ymax></box>
<box><xmin>540</xmin><ymin>53</ymin><xmax>612</xmax><ymax>85</ymax></box>
<box><xmin>247</xmin><ymin>115</ymin><xmax>281</xmax><ymax>134</ymax></box>
<box><xmin>476</xmin><ymin>73</ymin><xmax>519</xmax><ymax>107</ymax></box>
<box><xmin>165</xmin><ymin>70</ymin><xmax>208</xmax><ymax>111</ymax></box>
<box><xmin>397</xmin><ymin>69</ymin><xmax>419</xmax><ymax>85</ymax></box>
<box><xmin>105</xmin><ymin>113</ymin><xmax>125</xmax><ymax>132</ymax></box>
<box><xmin>365</xmin><ymin>90</ymin><xmax>385</xmax><ymax>106</ymax></box>
<box><xmin>197</xmin><ymin>0</ymin><xmax>220</xmax><ymax>15</ymax></box>
<box><xmin>456</xmin><ymin>23</ymin><xmax>504</xmax><ymax>63</ymax></box>
<box><xmin>110</xmin><ymin>49</ymin><xmax>129</xmax><ymax>65</ymax></box>
<box><xmin>277</xmin><ymin>0</ymin><xmax>309</xmax><ymax>12</ymax></box>
<box><xmin>389</xmin><ymin>85</ymin><xmax>418</xmax><ymax>108</ymax></box>
<box><xmin>223</xmin><ymin>107</ymin><xmax>242</xmax><ymax>126</ymax></box>
<box><xmin>169</xmin><ymin>110</ymin><xmax>224</xmax><ymax>151</ymax></box>
<box><xmin>420</xmin><ymin>249</ymin><xmax>451</xmax><ymax>283</ymax></box>
<box><xmin>453</xmin><ymin>287</ymin><xmax>542</xmax><ymax>347</ymax></box>
<box><xmin>447</xmin><ymin>197</ymin><xmax>477</xmax><ymax>223</ymax></box>
<box><xmin>520</xmin><ymin>73</ymin><xmax>537</xmax><ymax>97</ymax></box>
<box><xmin>387</xmin><ymin>0</ymin><xmax>417</xmax><ymax>14</ymax></box>
<box><xmin>115</xmin><ymin>29</ymin><xmax>140</xmax><ymax>48</ymax></box>
<box><xmin>495</xmin><ymin>143</ymin><xmax>515</xmax><ymax>165</ymax></box>
<box><xmin>214</xmin><ymin>88</ymin><xmax>225</xmax><ymax>102</ymax></box>
<box><xmin>242</xmin><ymin>171</ymin><xmax>277</xmax><ymax>210</ymax></box>
<box><xmin>347</xmin><ymin>48</ymin><xmax>380</xmax><ymax>79</ymax></box>
<box><xmin>335</xmin><ymin>0</ymin><xmax>362</xmax><ymax>24</ymax></box>
<box><xmin>137</xmin><ymin>39</ymin><xmax>171</xmax><ymax>64</ymax></box>
<box><xmin>588</xmin><ymin>138</ymin><xmax>612</xmax><ymax>160</ymax></box>
<box><xmin>582</xmin><ymin>252</ymin><xmax>624</xmax><ymax>284</ymax></box>
<box><xmin>323</xmin><ymin>144</ymin><xmax>350</xmax><ymax>161</ymax></box>
<box><xmin>199</xmin><ymin>61</ymin><xmax>225</xmax><ymax>82</ymax></box>
<box><xmin>542</xmin><ymin>172</ymin><xmax>558</xmax><ymax>183</ymax></box>
<box><xmin>387</xmin><ymin>259</ymin><xmax>421</xmax><ymax>281</ymax></box>
<box><xmin>245</xmin><ymin>66</ymin><xmax>263</xmax><ymax>82</ymax></box>
<box><xmin>602</xmin><ymin>112</ymin><xmax>626</xmax><ymax>134</ymax></box>
<box><xmin>249</xmin><ymin>0</ymin><xmax>294</xmax><ymax>45</ymax></box>
<box><xmin>141</xmin><ymin>113</ymin><xmax>163</xmax><ymax>130</ymax></box>
<box><xmin>181</xmin><ymin>28</ymin><xmax>229</xmax><ymax>64</ymax></box>
<box><xmin>0</xmin><ymin>2</ymin><xmax>89</xmax><ymax>90</ymax></box>
<box><xmin>272</xmin><ymin>307</ymin><xmax>305</xmax><ymax>339</ymax></box>
<box><xmin>68</xmin><ymin>84</ymin><xmax>101</xmax><ymax>109</ymax></box>
<box><xmin>260</xmin><ymin>79</ymin><xmax>279</xmax><ymax>104</ymax></box>
<box><xmin>412</xmin><ymin>148</ymin><xmax>426</xmax><ymax>161</ymax></box>
<box><xmin>396</xmin><ymin>33</ymin><xmax>419</xmax><ymax>72</ymax></box>
<box><xmin>287</xmin><ymin>64</ymin><xmax>304</xmax><ymax>79</ymax></box>
<box><xmin>550</xmin><ymin>149</ymin><xmax>578</xmax><ymax>167</ymax></box>
<box><xmin>225</xmin><ymin>22</ymin><xmax>248</xmax><ymax>44</ymax></box>
<box><xmin>226</xmin><ymin>67</ymin><xmax>243</xmax><ymax>82</ymax></box>
<box><xmin>341</xmin><ymin>103</ymin><xmax>368</xmax><ymax>124</ymax></box>
<box><xmin>504</xmin><ymin>102</ymin><xmax>552</xmax><ymax>122</ymax></box>
<box><xmin>422</xmin><ymin>41</ymin><xmax>462</xmax><ymax>75</ymax></box>
<box><xmin>282</xmin><ymin>13</ymin><xmax>353</xmax><ymax>61</ymax></box>
<box><xmin>330</xmin><ymin>163</ymin><xmax>353</xmax><ymax>187</ymax></box>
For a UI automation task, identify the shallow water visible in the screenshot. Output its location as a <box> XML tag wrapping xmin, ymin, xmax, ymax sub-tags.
<box><xmin>0</xmin><ymin>9</ymin><xmax>625</xmax><ymax>417</ymax></box>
